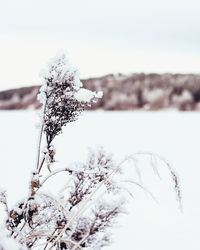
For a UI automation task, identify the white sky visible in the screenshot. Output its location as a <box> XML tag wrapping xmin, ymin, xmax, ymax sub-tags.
<box><xmin>0</xmin><ymin>0</ymin><xmax>200</xmax><ymax>90</ymax></box>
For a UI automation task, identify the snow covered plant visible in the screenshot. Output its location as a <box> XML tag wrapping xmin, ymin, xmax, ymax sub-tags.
<box><xmin>0</xmin><ymin>53</ymin><xmax>181</xmax><ymax>250</ymax></box>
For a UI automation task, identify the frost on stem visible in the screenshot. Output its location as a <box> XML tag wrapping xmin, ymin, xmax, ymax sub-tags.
<box><xmin>38</xmin><ymin>53</ymin><xmax>102</xmax><ymax>145</ymax></box>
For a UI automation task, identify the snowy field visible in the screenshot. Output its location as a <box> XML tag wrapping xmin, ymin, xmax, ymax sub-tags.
<box><xmin>0</xmin><ymin>111</ymin><xmax>200</xmax><ymax>250</ymax></box>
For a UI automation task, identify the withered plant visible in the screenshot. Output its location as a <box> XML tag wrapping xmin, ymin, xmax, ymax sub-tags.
<box><xmin>0</xmin><ymin>53</ymin><xmax>181</xmax><ymax>250</ymax></box>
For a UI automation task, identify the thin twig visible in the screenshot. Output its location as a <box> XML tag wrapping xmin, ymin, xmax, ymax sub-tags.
<box><xmin>43</xmin><ymin>228</ymin><xmax>57</xmax><ymax>250</ymax></box>
<box><xmin>38</xmin><ymin>156</ymin><xmax>45</xmax><ymax>174</ymax></box>
<box><xmin>36</xmin><ymin>100</ymin><xmax>47</xmax><ymax>172</ymax></box>
<box><xmin>39</xmin><ymin>168</ymin><xmax>73</xmax><ymax>187</ymax></box>
<box><xmin>36</xmin><ymin>123</ymin><xmax>44</xmax><ymax>170</ymax></box>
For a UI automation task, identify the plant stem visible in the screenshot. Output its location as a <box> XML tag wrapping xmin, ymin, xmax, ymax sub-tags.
<box><xmin>36</xmin><ymin>100</ymin><xmax>47</xmax><ymax>172</ymax></box>
<box><xmin>38</xmin><ymin>156</ymin><xmax>45</xmax><ymax>174</ymax></box>
<box><xmin>36</xmin><ymin>122</ymin><xmax>44</xmax><ymax>171</ymax></box>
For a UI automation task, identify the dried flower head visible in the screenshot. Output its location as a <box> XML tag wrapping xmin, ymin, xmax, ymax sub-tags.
<box><xmin>38</xmin><ymin>52</ymin><xmax>102</xmax><ymax>144</ymax></box>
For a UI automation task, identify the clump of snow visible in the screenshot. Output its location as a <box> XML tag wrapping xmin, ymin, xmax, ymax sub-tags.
<box><xmin>0</xmin><ymin>228</ymin><xmax>23</xmax><ymax>250</ymax></box>
<box><xmin>39</xmin><ymin>52</ymin><xmax>82</xmax><ymax>89</ymax></box>
<box><xmin>74</xmin><ymin>89</ymin><xmax>103</xmax><ymax>103</ymax></box>
<box><xmin>38</xmin><ymin>52</ymin><xmax>103</xmax><ymax>106</ymax></box>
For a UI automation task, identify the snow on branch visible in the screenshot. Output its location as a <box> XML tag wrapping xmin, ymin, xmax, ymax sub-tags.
<box><xmin>37</xmin><ymin>52</ymin><xmax>102</xmax><ymax>144</ymax></box>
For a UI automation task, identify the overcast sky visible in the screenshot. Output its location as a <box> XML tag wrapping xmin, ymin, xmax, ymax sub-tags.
<box><xmin>0</xmin><ymin>0</ymin><xmax>200</xmax><ymax>90</ymax></box>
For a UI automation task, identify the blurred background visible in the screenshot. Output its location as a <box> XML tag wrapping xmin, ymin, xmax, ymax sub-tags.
<box><xmin>0</xmin><ymin>1</ymin><xmax>200</xmax><ymax>250</ymax></box>
<box><xmin>0</xmin><ymin>0</ymin><xmax>200</xmax><ymax>111</ymax></box>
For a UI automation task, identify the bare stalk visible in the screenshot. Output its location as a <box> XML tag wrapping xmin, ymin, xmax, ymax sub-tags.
<box><xmin>36</xmin><ymin>101</ymin><xmax>47</xmax><ymax>173</ymax></box>
<box><xmin>36</xmin><ymin>122</ymin><xmax>44</xmax><ymax>170</ymax></box>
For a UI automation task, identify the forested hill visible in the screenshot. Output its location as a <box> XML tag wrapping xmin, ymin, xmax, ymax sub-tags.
<box><xmin>1</xmin><ymin>73</ymin><xmax>200</xmax><ymax>110</ymax></box>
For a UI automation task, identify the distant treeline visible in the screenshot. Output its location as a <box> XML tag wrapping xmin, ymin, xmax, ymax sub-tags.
<box><xmin>1</xmin><ymin>73</ymin><xmax>200</xmax><ymax>110</ymax></box>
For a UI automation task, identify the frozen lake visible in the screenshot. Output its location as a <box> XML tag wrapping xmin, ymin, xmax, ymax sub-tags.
<box><xmin>0</xmin><ymin>111</ymin><xmax>200</xmax><ymax>250</ymax></box>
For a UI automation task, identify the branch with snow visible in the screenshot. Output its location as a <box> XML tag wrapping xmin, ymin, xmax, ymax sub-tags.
<box><xmin>37</xmin><ymin>52</ymin><xmax>102</xmax><ymax>145</ymax></box>
<box><xmin>0</xmin><ymin>52</ymin><xmax>181</xmax><ymax>250</ymax></box>
<box><xmin>36</xmin><ymin>52</ymin><xmax>102</xmax><ymax>175</ymax></box>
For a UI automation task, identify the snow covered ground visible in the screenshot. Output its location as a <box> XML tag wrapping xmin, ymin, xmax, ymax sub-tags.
<box><xmin>0</xmin><ymin>111</ymin><xmax>200</xmax><ymax>250</ymax></box>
